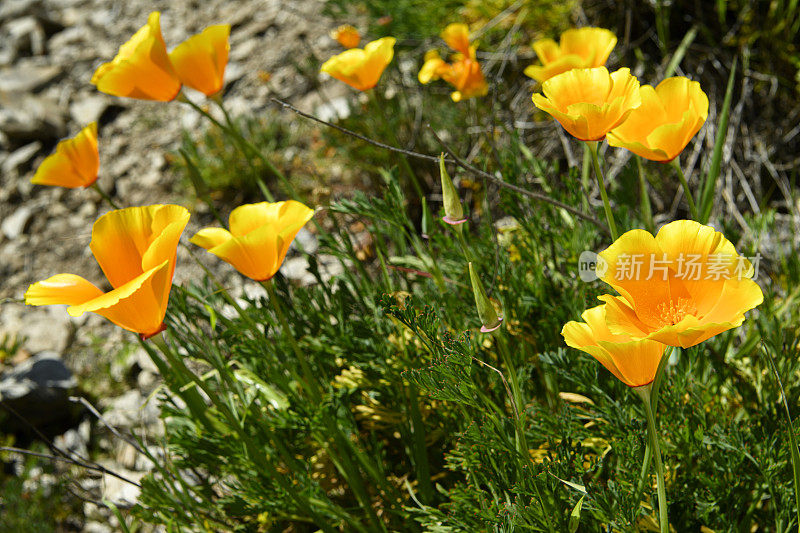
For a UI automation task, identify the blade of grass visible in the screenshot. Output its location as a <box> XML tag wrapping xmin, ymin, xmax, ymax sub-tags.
<box><xmin>762</xmin><ymin>343</ymin><xmax>800</xmax><ymax>528</ymax></box>
<box><xmin>664</xmin><ymin>26</ymin><xmax>698</xmax><ymax>78</ymax></box>
<box><xmin>698</xmin><ymin>57</ymin><xmax>737</xmax><ymax>223</ymax></box>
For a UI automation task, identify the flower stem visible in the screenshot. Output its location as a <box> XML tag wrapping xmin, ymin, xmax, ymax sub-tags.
<box><xmin>90</xmin><ymin>183</ymin><xmax>120</xmax><ymax>210</ymax></box>
<box><xmin>671</xmin><ymin>158</ymin><xmax>698</xmax><ymax>220</ymax></box>
<box><xmin>366</xmin><ymin>89</ymin><xmax>425</xmax><ymax>200</ymax></box>
<box><xmin>634</xmin><ymin>347</ymin><xmax>672</xmax><ymax>505</ymax></box>
<box><xmin>635</xmin><ymin>384</ymin><xmax>669</xmax><ymax>533</ymax></box>
<box><xmin>635</xmin><ymin>156</ymin><xmax>655</xmax><ymax>233</ymax></box>
<box><xmin>586</xmin><ymin>141</ymin><xmax>618</xmax><ymax>240</ymax></box>
<box><xmin>261</xmin><ymin>279</ymin><xmax>321</xmax><ymax>402</ymax></box>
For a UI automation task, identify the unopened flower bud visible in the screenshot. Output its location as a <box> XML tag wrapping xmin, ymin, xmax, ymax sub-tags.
<box><xmin>468</xmin><ymin>262</ymin><xmax>502</xmax><ymax>332</ymax></box>
<box><xmin>440</xmin><ymin>153</ymin><xmax>466</xmax><ymax>225</ymax></box>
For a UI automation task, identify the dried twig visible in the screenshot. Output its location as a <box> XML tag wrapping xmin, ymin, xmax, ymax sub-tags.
<box><xmin>271</xmin><ymin>98</ymin><xmax>608</xmax><ymax>234</ymax></box>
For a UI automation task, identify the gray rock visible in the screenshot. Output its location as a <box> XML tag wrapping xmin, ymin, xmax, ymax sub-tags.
<box><xmin>1</xmin><ymin>204</ymin><xmax>33</xmax><ymax>239</ymax></box>
<box><xmin>0</xmin><ymin>63</ymin><xmax>61</xmax><ymax>93</ymax></box>
<box><xmin>2</xmin><ymin>16</ymin><xmax>47</xmax><ymax>58</ymax></box>
<box><xmin>0</xmin><ymin>93</ymin><xmax>65</xmax><ymax>144</ymax></box>
<box><xmin>102</xmin><ymin>389</ymin><xmax>160</xmax><ymax>429</ymax></box>
<box><xmin>282</xmin><ymin>256</ymin><xmax>316</xmax><ymax>286</ymax></box>
<box><xmin>0</xmin><ymin>304</ymin><xmax>73</xmax><ymax>354</ymax></box>
<box><xmin>292</xmin><ymin>227</ymin><xmax>318</xmax><ymax>254</ymax></box>
<box><xmin>1</xmin><ymin>140</ymin><xmax>40</xmax><ymax>175</ymax></box>
<box><xmin>69</xmin><ymin>94</ymin><xmax>108</xmax><ymax>124</ymax></box>
<box><xmin>0</xmin><ymin>351</ymin><xmax>80</xmax><ymax>436</ymax></box>
<box><xmin>0</xmin><ymin>0</ymin><xmax>42</xmax><ymax>24</ymax></box>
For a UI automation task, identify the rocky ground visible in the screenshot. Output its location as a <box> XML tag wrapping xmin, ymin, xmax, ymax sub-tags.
<box><xmin>0</xmin><ymin>0</ymin><xmax>354</xmax><ymax>529</ymax></box>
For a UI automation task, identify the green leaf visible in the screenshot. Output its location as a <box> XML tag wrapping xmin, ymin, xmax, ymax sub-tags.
<box><xmin>569</xmin><ymin>495</ymin><xmax>585</xmax><ymax>533</ymax></box>
<box><xmin>698</xmin><ymin>57</ymin><xmax>737</xmax><ymax>223</ymax></box>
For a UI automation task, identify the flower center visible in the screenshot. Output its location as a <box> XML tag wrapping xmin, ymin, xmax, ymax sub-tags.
<box><xmin>656</xmin><ymin>297</ymin><xmax>697</xmax><ymax>325</ymax></box>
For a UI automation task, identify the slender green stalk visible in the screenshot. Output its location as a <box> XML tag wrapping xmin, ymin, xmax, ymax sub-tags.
<box><xmin>366</xmin><ymin>89</ymin><xmax>425</xmax><ymax>199</ymax></box>
<box><xmin>140</xmin><ymin>334</ymin><xmax>214</xmax><ymax>431</ymax></box>
<box><xmin>581</xmin><ymin>143</ymin><xmax>592</xmax><ymax>212</ymax></box>
<box><xmin>91</xmin><ymin>183</ymin><xmax>120</xmax><ymax>210</ymax></box>
<box><xmin>671</xmin><ymin>158</ymin><xmax>698</xmax><ymax>220</ymax></box>
<box><xmin>763</xmin><ymin>343</ymin><xmax>800</xmax><ymax>529</ymax></box>
<box><xmin>586</xmin><ymin>141</ymin><xmax>618</xmax><ymax>240</ymax></box>
<box><xmin>698</xmin><ymin>58</ymin><xmax>737</xmax><ymax>223</ymax></box>
<box><xmin>634</xmin><ymin>347</ymin><xmax>672</xmax><ymax>504</ymax></box>
<box><xmin>635</xmin><ymin>385</ymin><xmax>669</xmax><ymax>532</ymax></box>
<box><xmin>214</xmin><ymin>98</ymin><xmax>302</xmax><ymax>201</ymax></box>
<box><xmin>635</xmin><ymin>157</ymin><xmax>655</xmax><ymax>233</ymax></box>
<box><xmin>261</xmin><ymin>279</ymin><xmax>321</xmax><ymax>402</ymax></box>
<box><xmin>497</xmin><ymin>333</ymin><xmax>528</xmax><ymax>457</ymax></box>
<box><xmin>407</xmin><ymin>383</ymin><xmax>434</xmax><ymax>503</ymax></box>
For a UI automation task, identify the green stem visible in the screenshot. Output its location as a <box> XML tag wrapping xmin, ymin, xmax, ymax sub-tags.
<box><xmin>215</xmin><ymin>98</ymin><xmax>300</xmax><ymax>201</ymax></box>
<box><xmin>182</xmin><ymin>96</ymin><xmax>277</xmax><ymax>202</ymax></box>
<box><xmin>635</xmin><ymin>157</ymin><xmax>655</xmax><ymax>233</ymax></box>
<box><xmin>366</xmin><ymin>89</ymin><xmax>425</xmax><ymax>200</ymax></box>
<box><xmin>634</xmin><ymin>347</ymin><xmax>672</xmax><ymax>505</ymax></box>
<box><xmin>407</xmin><ymin>383</ymin><xmax>434</xmax><ymax>503</ymax></box>
<box><xmin>581</xmin><ymin>144</ymin><xmax>592</xmax><ymax>212</ymax></box>
<box><xmin>262</xmin><ymin>279</ymin><xmax>321</xmax><ymax>402</ymax></box>
<box><xmin>498</xmin><ymin>335</ymin><xmax>528</xmax><ymax>458</ymax></box>
<box><xmin>671</xmin><ymin>158</ymin><xmax>698</xmax><ymax>220</ymax></box>
<box><xmin>586</xmin><ymin>141</ymin><xmax>618</xmax><ymax>240</ymax></box>
<box><xmin>635</xmin><ymin>385</ymin><xmax>669</xmax><ymax>532</ymax></box>
<box><xmin>91</xmin><ymin>183</ymin><xmax>120</xmax><ymax>210</ymax></box>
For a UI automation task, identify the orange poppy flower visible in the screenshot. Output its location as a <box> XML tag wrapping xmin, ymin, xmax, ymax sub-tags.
<box><xmin>31</xmin><ymin>122</ymin><xmax>99</xmax><ymax>188</ymax></box>
<box><xmin>524</xmin><ymin>27</ymin><xmax>617</xmax><ymax>83</ymax></box>
<box><xmin>606</xmin><ymin>76</ymin><xmax>709</xmax><ymax>162</ymax></box>
<box><xmin>532</xmin><ymin>67</ymin><xmax>641</xmax><ymax>141</ymax></box>
<box><xmin>331</xmin><ymin>25</ymin><xmax>361</xmax><ymax>49</ymax></box>
<box><xmin>418</xmin><ymin>23</ymin><xmax>488</xmax><ymax>102</ymax></box>
<box><xmin>190</xmin><ymin>200</ymin><xmax>314</xmax><ymax>282</ymax></box>
<box><xmin>169</xmin><ymin>24</ymin><xmax>231</xmax><ymax>97</ymax></box>
<box><xmin>320</xmin><ymin>36</ymin><xmax>396</xmax><ymax>91</ymax></box>
<box><xmin>91</xmin><ymin>11</ymin><xmax>181</xmax><ymax>101</ymax></box>
<box><xmin>562</xmin><ymin>304</ymin><xmax>667</xmax><ymax>387</ymax></box>
<box><xmin>596</xmin><ymin>220</ymin><xmax>763</xmax><ymax>348</ymax></box>
<box><xmin>25</xmin><ymin>205</ymin><xmax>190</xmax><ymax>338</ymax></box>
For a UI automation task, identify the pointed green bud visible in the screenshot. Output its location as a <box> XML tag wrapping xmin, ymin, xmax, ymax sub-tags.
<box><xmin>468</xmin><ymin>262</ymin><xmax>502</xmax><ymax>332</ymax></box>
<box><xmin>440</xmin><ymin>153</ymin><xmax>466</xmax><ymax>225</ymax></box>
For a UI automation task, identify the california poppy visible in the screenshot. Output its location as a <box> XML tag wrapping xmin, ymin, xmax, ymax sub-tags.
<box><xmin>190</xmin><ymin>200</ymin><xmax>314</xmax><ymax>282</ymax></box>
<box><xmin>331</xmin><ymin>25</ymin><xmax>361</xmax><ymax>49</ymax></box>
<box><xmin>169</xmin><ymin>24</ymin><xmax>231</xmax><ymax>97</ymax></box>
<box><xmin>25</xmin><ymin>205</ymin><xmax>190</xmax><ymax>338</ymax></box>
<box><xmin>31</xmin><ymin>122</ymin><xmax>99</xmax><ymax>188</ymax></box>
<box><xmin>562</xmin><ymin>304</ymin><xmax>667</xmax><ymax>387</ymax></box>
<box><xmin>606</xmin><ymin>76</ymin><xmax>709</xmax><ymax>162</ymax></box>
<box><xmin>596</xmin><ymin>220</ymin><xmax>763</xmax><ymax>348</ymax></box>
<box><xmin>532</xmin><ymin>67</ymin><xmax>641</xmax><ymax>141</ymax></box>
<box><xmin>91</xmin><ymin>11</ymin><xmax>181</xmax><ymax>101</ymax></box>
<box><xmin>320</xmin><ymin>37</ymin><xmax>396</xmax><ymax>91</ymax></box>
<box><xmin>525</xmin><ymin>27</ymin><xmax>617</xmax><ymax>83</ymax></box>
<box><xmin>418</xmin><ymin>23</ymin><xmax>488</xmax><ymax>102</ymax></box>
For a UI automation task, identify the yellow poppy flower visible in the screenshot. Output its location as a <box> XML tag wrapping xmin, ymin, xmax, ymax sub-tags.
<box><xmin>320</xmin><ymin>36</ymin><xmax>396</xmax><ymax>91</ymax></box>
<box><xmin>331</xmin><ymin>25</ymin><xmax>361</xmax><ymax>49</ymax></box>
<box><xmin>31</xmin><ymin>122</ymin><xmax>99</xmax><ymax>188</ymax></box>
<box><xmin>532</xmin><ymin>67</ymin><xmax>641</xmax><ymax>141</ymax></box>
<box><xmin>596</xmin><ymin>220</ymin><xmax>763</xmax><ymax>348</ymax></box>
<box><xmin>562</xmin><ymin>304</ymin><xmax>667</xmax><ymax>387</ymax></box>
<box><xmin>169</xmin><ymin>24</ymin><xmax>231</xmax><ymax>97</ymax></box>
<box><xmin>418</xmin><ymin>23</ymin><xmax>488</xmax><ymax>102</ymax></box>
<box><xmin>190</xmin><ymin>200</ymin><xmax>314</xmax><ymax>282</ymax></box>
<box><xmin>524</xmin><ymin>27</ymin><xmax>617</xmax><ymax>83</ymax></box>
<box><xmin>91</xmin><ymin>11</ymin><xmax>181</xmax><ymax>101</ymax></box>
<box><xmin>25</xmin><ymin>205</ymin><xmax>190</xmax><ymax>338</ymax></box>
<box><xmin>607</xmin><ymin>76</ymin><xmax>709</xmax><ymax>162</ymax></box>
